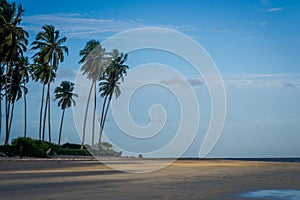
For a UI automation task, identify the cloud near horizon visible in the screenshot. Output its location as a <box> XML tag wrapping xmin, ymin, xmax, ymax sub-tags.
<box><xmin>224</xmin><ymin>73</ymin><xmax>300</xmax><ymax>89</ymax></box>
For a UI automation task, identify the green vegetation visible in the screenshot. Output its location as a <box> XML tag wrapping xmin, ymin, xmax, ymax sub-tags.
<box><xmin>0</xmin><ymin>137</ymin><xmax>121</xmax><ymax>158</ymax></box>
<box><xmin>0</xmin><ymin>0</ymin><xmax>129</xmax><ymax>155</ymax></box>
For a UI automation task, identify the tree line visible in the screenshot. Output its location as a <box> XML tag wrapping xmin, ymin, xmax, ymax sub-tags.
<box><xmin>0</xmin><ymin>0</ymin><xmax>128</xmax><ymax>147</ymax></box>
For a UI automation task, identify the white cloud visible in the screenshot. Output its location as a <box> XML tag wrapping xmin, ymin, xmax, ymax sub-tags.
<box><xmin>56</xmin><ymin>68</ymin><xmax>77</xmax><ymax>81</ymax></box>
<box><xmin>22</xmin><ymin>13</ymin><xmax>198</xmax><ymax>39</ymax></box>
<box><xmin>23</xmin><ymin>14</ymin><xmax>142</xmax><ymax>39</ymax></box>
<box><xmin>267</xmin><ymin>7</ymin><xmax>284</xmax><ymax>12</ymax></box>
<box><xmin>161</xmin><ymin>77</ymin><xmax>203</xmax><ymax>87</ymax></box>
<box><xmin>224</xmin><ymin>73</ymin><xmax>300</xmax><ymax>89</ymax></box>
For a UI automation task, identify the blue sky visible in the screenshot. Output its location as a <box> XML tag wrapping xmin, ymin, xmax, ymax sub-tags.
<box><xmin>1</xmin><ymin>0</ymin><xmax>300</xmax><ymax>158</ymax></box>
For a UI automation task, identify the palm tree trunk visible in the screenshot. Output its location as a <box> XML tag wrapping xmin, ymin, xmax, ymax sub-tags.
<box><xmin>5</xmin><ymin>97</ymin><xmax>11</xmax><ymax>145</ymax></box>
<box><xmin>58</xmin><ymin>108</ymin><xmax>65</xmax><ymax>145</ymax></box>
<box><xmin>42</xmin><ymin>90</ymin><xmax>49</xmax><ymax>141</ymax></box>
<box><xmin>99</xmin><ymin>95</ymin><xmax>108</xmax><ymax>144</ymax></box>
<box><xmin>8</xmin><ymin>102</ymin><xmax>15</xmax><ymax>136</ymax></box>
<box><xmin>23</xmin><ymin>85</ymin><xmax>27</xmax><ymax>137</ymax></box>
<box><xmin>92</xmin><ymin>81</ymin><xmax>96</xmax><ymax>146</ymax></box>
<box><xmin>39</xmin><ymin>84</ymin><xmax>45</xmax><ymax>140</ymax></box>
<box><xmin>47</xmin><ymin>82</ymin><xmax>51</xmax><ymax>143</ymax></box>
<box><xmin>102</xmin><ymin>94</ymin><xmax>112</xmax><ymax>131</ymax></box>
<box><xmin>4</xmin><ymin>99</ymin><xmax>9</xmax><ymax>145</ymax></box>
<box><xmin>0</xmin><ymin>97</ymin><xmax>2</xmax><ymax>138</ymax></box>
<box><xmin>81</xmin><ymin>82</ymin><xmax>94</xmax><ymax>149</ymax></box>
<box><xmin>0</xmin><ymin>80</ymin><xmax>2</xmax><ymax>138</ymax></box>
<box><xmin>4</xmin><ymin>93</ymin><xmax>9</xmax><ymax>145</ymax></box>
<box><xmin>4</xmin><ymin>63</ymin><xmax>9</xmax><ymax>145</ymax></box>
<box><xmin>47</xmin><ymin>55</ymin><xmax>54</xmax><ymax>144</ymax></box>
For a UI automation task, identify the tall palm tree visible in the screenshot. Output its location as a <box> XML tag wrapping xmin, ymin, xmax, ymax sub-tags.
<box><xmin>6</xmin><ymin>63</ymin><xmax>26</xmax><ymax>136</ymax></box>
<box><xmin>0</xmin><ymin>0</ymin><xmax>28</xmax><ymax>145</ymax></box>
<box><xmin>30</xmin><ymin>59</ymin><xmax>56</xmax><ymax>140</ymax></box>
<box><xmin>54</xmin><ymin>81</ymin><xmax>78</xmax><ymax>145</ymax></box>
<box><xmin>18</xmin><ymin>56</ymin><xmax>29</xmax><ymax>137</ymax></box>
<box><xmin>98</xmin><ymin>50</ymin><xmax>128</xmax><ymax>144</ymax></box>
<box><xmin>31</xmin><ymin>24</ymin><xmax>68</xmax><ymax>143</ymax></box>
<box><xmin>79</xmin><ymin>40</ymin><xmax>107</xmax><ymax>148</ymax></box>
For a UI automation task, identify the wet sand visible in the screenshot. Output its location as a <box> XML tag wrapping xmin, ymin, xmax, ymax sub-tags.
<box><xmin>0</xmin><ymin>158</ymin><xmax>300</xmax><ymax>199</ymax></box>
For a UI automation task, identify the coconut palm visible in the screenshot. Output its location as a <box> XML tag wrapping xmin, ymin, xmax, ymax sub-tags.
<box><xmin>18</xmin><ymin>56</ymin><xmax>30</xmax><ymax>137</ymax></box>
<box><xmin>30</xmin><ymin>59</ymin><xmax>56</xmax><ymax>140</ymax></box>
<box><xmin>98</xmin><ymin>50</ymin><xmax>128</xmax><ymax>144</ymax></box>
<box><xmin>0</xmin><ymin>0</ymin><xmax>28</xmax><ymax>145</ymax></box>
<box><xmin>54</xmin><ymin>81</ymin><xmax>78</xmax><ymax>145</ymax></box>
<box><xmin>79</xmin><ymin>40</ymin><xmax>107</xmax><ymax>148</ymax></box>
<box><xmin>0</xmin><ymin>1</ymin><xmax>28</xmax><ymax>63</ymax></box>
<box><xmin>6</xmin><ymin>63</ymin><xmax>27</xmax><ymax>136</ymax></box>
<box><xmin>31</xmin><ymin>24</ymin><xmax>68</xmax><ymax>143</ymax></box>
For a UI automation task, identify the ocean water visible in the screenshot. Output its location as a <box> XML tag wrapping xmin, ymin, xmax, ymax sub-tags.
<box><xmin>241</xmin><ymin>190</ymin><xmax>300</xmax><ymax>200</ymax></box>
<box><xmin>222</xmin><ymin>158</ymin><xmax>300</xmax><ymax>162</ymax></box>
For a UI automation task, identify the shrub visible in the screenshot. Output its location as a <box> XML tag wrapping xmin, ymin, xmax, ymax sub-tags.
<box><xmin>10</xmin><ymin>137</ymin><xmax>90</xmax><ymax>157</ymax></box>
<box><xmin>2</xmin><ymin>137</ymin><xmax>115</xmax><ymax>157</ymax></box>
<box><xmin>0</xmin><ymin>145</ymin><xmax>15</xmax><ymax>156</ymax></box>
<box><xmin>11</xmin><ymin>137</ymin><xmax>50</xmax><ymax>157</ymax></box>
<box><xmin>55</xmin><ymin>148</ymin><xmax>90</xmax><ymax>156</ymax></box>
<box><xmin>61</xmin><ymin>142</ymin><xmax>84</xmax><ymax>149</ymax></box>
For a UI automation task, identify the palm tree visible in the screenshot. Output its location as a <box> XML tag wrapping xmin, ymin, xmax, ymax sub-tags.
<box><xmin>0</xmin><ymin>0</ymin><xmax>28</xmax><ymax>145</ymax></box>
<box><xmin>98</xmin><ymin>50</ymin><xmax>128</xmax><ymax>144</ymax></box>
<box><xmin>31</xmin><ymin>25</ymin><xmax>68</xmax><ymax>143</ymax></box>
<box><xmin>0</xmin><ymin>1</ymin><xmax>28</xmax><ymax>63</ymax></box>
<box><xmin>6</xmin><ymin>63</ymin><xmax>26</xmax><ymax>136</ymax></box>
<box><xmin>79</xmin><ymin>40</ymin><xmax>107</xmax><ymax>148</ymax></box>
<box><xmin>30</xmin><ymin>59</ymin><xmax>56</xmax><ymax>140</ymax></box>
<box><xmin>18</xmin><ymin>56</ymin><xmax>29</xmax><ymax>137</ymax></box>
<box><xmin>54</xmin><ymin>81</ymin><xmax>78</xmax><ymax>145</ymax></box>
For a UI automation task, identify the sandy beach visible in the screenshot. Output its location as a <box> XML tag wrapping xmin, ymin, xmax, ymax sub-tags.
<box><xmin>0</xmin><ymin>158</ymin><xmax>300</xmax><ymax>200</ymax></box>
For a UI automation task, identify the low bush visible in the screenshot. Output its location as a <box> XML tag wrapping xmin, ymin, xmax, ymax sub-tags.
<box><xmin>3</xmin><ymin>137</ymin><xmax>90</xmax><ymax>157</ymax></box>
<box><xmin>0</xmin><ymin>145</ymin><xmax>15</xmax><ymax>156</ymax></box>
<box><xmin>1</xmin><ymin>137</ymin><xmax>117</xmax><ymax>158</ymax></box>
<box><xmin>11</xmin><ymin>137</ymin><xmax>50</xmax><ymax>157</ymax></box>
<box><xmin>61</xmin><ymin>142</ymin><xmax>84</xmax><ymax>149</ymax></box>
<box><xmin>55</xmin><ymin>148</ymin><xmax>90</xmax><ymax>156</ymax></box>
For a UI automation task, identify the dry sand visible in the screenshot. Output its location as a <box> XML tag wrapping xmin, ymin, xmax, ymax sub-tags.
<box><xmin>0</xmin><ymin>158</ymin><xmax>300</xmax><ymax>199</ymax></box>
